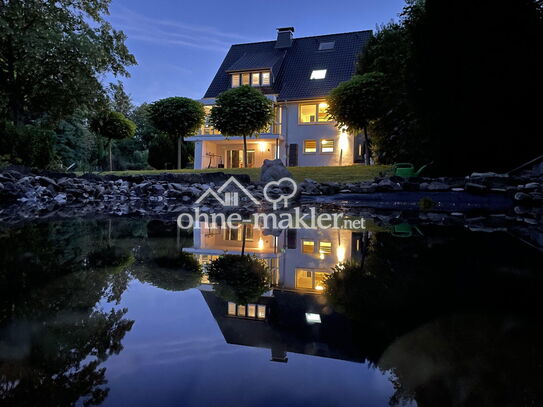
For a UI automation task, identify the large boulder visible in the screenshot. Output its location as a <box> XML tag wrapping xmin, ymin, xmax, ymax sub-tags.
<box><xmin>260</xmin><ymin>159</ymin><xmax>292</xmax><ymax>183</ymax></box>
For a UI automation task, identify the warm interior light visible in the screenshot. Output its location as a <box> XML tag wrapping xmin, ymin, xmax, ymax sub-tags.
<box><xmin>318</xmin><ymin>102</ymin><xmax>328</xmax><ymax>109</ymax></box>
<box><xmin>315</xmin><ymin>285</ymin><xmax>324</xmax><ymax>291</ymax></box>
<box><xmin>258</xmin><ymin>238</ymin><xmax>264</xmax><ymax>249</ymax></box>
<box><xmin>319</xmin><ymin>251</ymin><xmax>325</xmax><ymax>260</ymax></box>
<box><xmin>259</xmin><ymin>142</ymin><xmax>267</xmax><ymax>152</ymax></box>
<box><xmin>336</xmin><ymin>245</ymin><xmax>346</xmax><ymax>263</ymax></box>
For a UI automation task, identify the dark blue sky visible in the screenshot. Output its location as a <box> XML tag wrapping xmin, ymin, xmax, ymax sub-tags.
<box><xmin>108</xmin><ymin>0</ymin><xmax>406</xmax><ymax>105</ymax></box>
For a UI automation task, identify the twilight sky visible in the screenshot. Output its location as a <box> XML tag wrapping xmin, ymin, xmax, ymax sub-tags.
<box><xmin>107</xmin><ymin>0</ymin><xmax>406</xmax><ymax>105</ymax></box>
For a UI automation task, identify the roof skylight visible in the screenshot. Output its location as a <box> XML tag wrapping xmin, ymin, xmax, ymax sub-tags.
<box><xmin>318</xmin><ymin>41</ymin><xmax>335</xmax><ymax>51</ymax></box>
<box><xmin>310</xmin><ymin>69</ymin><xmax>327</xmax><ymax>80</ymax></box>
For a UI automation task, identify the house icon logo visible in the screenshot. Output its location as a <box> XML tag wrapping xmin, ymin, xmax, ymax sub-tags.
<box><xmin>195</xmin><ymin>176</ymin><xmax>260</xmax><ymax>207</ymax></box>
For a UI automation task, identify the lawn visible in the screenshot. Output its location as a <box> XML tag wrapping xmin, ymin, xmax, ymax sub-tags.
<box><xmin>104</xmin><ymin>165</ymin><xmax>391</xmax><ymax>183</ymax></box>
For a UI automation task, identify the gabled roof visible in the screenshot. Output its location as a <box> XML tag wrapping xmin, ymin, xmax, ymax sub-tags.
<box><xmin>204</xmin><ymin>30</ymin><xmax>372</xmax><ymax>101</ymax></box>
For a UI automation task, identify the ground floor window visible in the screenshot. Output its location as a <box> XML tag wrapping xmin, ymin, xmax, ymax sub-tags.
<box><xmin>321</xmin><ymin>139</ymin><xmax>335</xmax><ymax>153</ymax></box>
<box><xmin>295</xmin><ymin>269</ymin><xmax>328</xmax><ymax>291</ymax></box>
<box><xmin>303</xmin><ymin>140</ymin><xmax>317</xmax><ymax>153</ymax></box>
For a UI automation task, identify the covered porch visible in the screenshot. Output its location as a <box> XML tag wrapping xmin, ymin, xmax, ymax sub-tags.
<box><xmin>192</xmin><ymin>136</ymin><xmax>283</xmax><ymax>169</ymax></box>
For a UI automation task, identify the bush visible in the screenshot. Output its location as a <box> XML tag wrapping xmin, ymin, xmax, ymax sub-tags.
<box><xmin>148</xmin><ymin>134</ymin><xmax>193</xmax><ymax>169</ymax></box>
<box><xmin>0</xmin><ymin>121</ymin><xmax>55</xmax><ymax>168</ymax></box>
<box><xmin>207</xmin><ymin>254</ymin><xmax>270</xmax><ymax>304</ymax></box>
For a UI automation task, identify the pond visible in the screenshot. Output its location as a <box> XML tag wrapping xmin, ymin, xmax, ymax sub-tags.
<box><xmin>0</xmin><ymin>217</ymin><xmax>542</xmax><ymax>406</ymax></box>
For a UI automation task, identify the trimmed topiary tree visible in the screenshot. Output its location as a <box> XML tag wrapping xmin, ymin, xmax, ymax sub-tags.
<box><xmin>210</xmin><ymin>86</ymin><xmax>274</xmax><ymax>168</ymax></box>
<box><xmin>207</xmin><ymin>254</ymin><xmax>270</xmax><ymax>304</ymax></box>
<box><xmin>90</xmin><ymin>111</ymin><xmax>136</xmax><ymax>171</ymax></box>
<box><xmin>148</xmin><ymin>97</ymin><xmax>205</xmax><ymax>169</ymax></box>
<box><xmin>327</xmin><ymin>72</ymin><xmax>386</xmax><ymax>165</ymax></box>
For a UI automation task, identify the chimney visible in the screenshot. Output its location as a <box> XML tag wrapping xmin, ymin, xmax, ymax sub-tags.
<box><xmin>275</xmin><ymin>27</ymin><xmax>294</xmax><ymax>49</ymax></box>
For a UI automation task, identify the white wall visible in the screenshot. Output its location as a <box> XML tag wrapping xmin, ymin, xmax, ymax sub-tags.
<box><xmin>282</xmin><ymin>102</ymin><xmax>354</xmax><ymax>167</ymax></box>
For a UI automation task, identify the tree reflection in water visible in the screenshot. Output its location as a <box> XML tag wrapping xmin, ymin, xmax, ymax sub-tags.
<box><xmin>0</xmin><ymin>220</ymin><xmax>136</xmax><ymax>407</ymax></box>
<box><xmin>324</xmin><ymin>227</ymin><xmax>543</xmax><ymax>406</ymax></box>
<box><xmin>207</xmin><ymin>254</ymin><xmax>270</xmax><ymax>304</ymax></box>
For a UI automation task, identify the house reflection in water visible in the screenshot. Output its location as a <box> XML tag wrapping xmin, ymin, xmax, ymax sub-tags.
<box><xmin>185</xmin><ymin>225</ymin><xmax>368</xmax><ymax>363</ymax></box>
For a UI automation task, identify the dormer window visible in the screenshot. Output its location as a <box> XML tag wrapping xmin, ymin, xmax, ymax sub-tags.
<box><xmin>242</xmin><ymin>73</ymin><xmax>250</xmax><ymax>85</ymax></box>
<box><xmin>310</xmin><ymin>69</ymin><xmax>327</xmax><ymax>80</ymax></box>
<box><xmin>318</xmin><ymin>41</ymin><xmax>335</xmax><ymax>51</ymax></box>
<box><xmin>231</xmin><ymin>71</ymin><xmax>272</xmax><ymax>88</ymax></box>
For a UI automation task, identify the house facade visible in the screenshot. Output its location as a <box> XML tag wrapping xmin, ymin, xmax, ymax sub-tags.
<box><xmin>187</xmin><ymin>223</ymin><xmax>369</xmax><ymax>362</ymax></box>
<box><xmin>187</xmin><ymin>27</ymin><xmax>372</xmax><ymax>169</ymax></box>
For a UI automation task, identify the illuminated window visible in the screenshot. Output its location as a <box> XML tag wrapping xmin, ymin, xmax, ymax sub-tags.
<box><xmin>261</xmin><ymin>72</ymin><xmax>270</xmax><ymax>86</ymax></box>
<box><xmin>321</xmin><ymin>139</ymin><xmax>334</xmax><ymax>153</ymax></box>
<box><xmin>304</xmin><ymin>140</ymin><xmax>317</xmax><ymax>153</ymax></box>
<box><xmin>257</xmin><ymin>305</ymin><xmax>266</xmax><ymax>319</ymax></box>
<box><xmin>228</xmin><ymin>302</ymin><xmax>236</xmax><ymax>316</ymax></box>
<box><xmin>237</xmin><ymin>304</ymin><xmax>246</xmax><ymax>316</ymax></box>
<box><xmin>300</xmin><ymin>104</ymin><xmax>317</xmax><ymax>123</ymax></box>
<box><xmin>300</xmin><ymin>103</ymin><xmax>332</xmax><ymax>124</ymax></box>
<box><xmin>242</xmin><ymin>73</ymin><xmax>250</xmax><ymax>85</ymax></box>
<box><xmin>319</xmin><ymin>241</ymin><xmax>332</xmax><ymax>255</ymax></box>
<box><xmin>232</xmin><ymin>74</ymin><xmax>240</xmax><ymax>88</ymax></box>
<box><xmin>314</xmin><ymin>272</ymin><xmax>327</xmax><ymax>291</ymax></box>
<box><xmin>310</xmin><ymin>69</ymin><xmax>327</xmax><ymax>80</ymax></box>
<box><xmin>296</xmin><ymin>270</ymin><xmax>314</xmax><ymax>289</ymax></box>
<box><xmin>247</xmin><ymin>304</ymin><xmax>256</xmax><ymax>318</ymax></box>
<box><xmin>296</xmin><ymin>269</ymin><xmax>329</xmax><ymax>291</ymax></box>
<box><xmin>306</xmin><ymin>313</ymin><xmax>321</xmax><ymax>324</ymax></box>
<box><xmin>318</xmin><ymin>41</ymin><xmax>335</xmax><ymax>51</ymax></box>
<box><xmin>318</xmin><ymin>103</ymin><xmax>330</xmax><ymax>122</ymax></box>
<box><xmin>251</xmin><ymin>72</ymin><xmax>260</xmax><ymax>87</ymax></box>
<box><xmin>302</xmin><ymin>240</ymin><xmax>315</xmax><ymax>254</ymax></box>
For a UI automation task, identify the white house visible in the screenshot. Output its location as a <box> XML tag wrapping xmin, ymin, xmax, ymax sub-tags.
<box><xmin>186</xmin><ymin>27</ymin><xmax>372</xmax><ymax>169</ymax></box>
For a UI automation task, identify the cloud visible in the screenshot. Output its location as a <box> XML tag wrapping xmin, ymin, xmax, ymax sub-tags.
<box><xmin>109</xmin><ymin>7</ymin><xmax>250</xmax><ymax>53</ymax></box>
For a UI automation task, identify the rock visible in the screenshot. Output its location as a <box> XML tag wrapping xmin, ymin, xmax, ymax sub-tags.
<box><xmin>54</xmin><ymin>193</ymin><xmax>67</xmax><ymax>205</ymax></box>
<box><xmin>377</xmin><ymin>178</ymin><xmax>402</xmax><ymax>191</ymax></box>
<box><xmin>514</xmin><ymin>192</ymin><xmax>532</xmax><ymax>202</ymax></box>
<box><xmin>299</xmin><ymin>179</ymin><xmax>320</xmax><ymax>195</ymax></box>
<box><xmin>260</xmin><ymin>159</ymin><xmax>292</xmax><ymax>183</ymax></box>
<box><xmin>427</xmin><ymin>182</ymin><xmax>450</xmax><ymax>191</ymax></box>
<box><xmin>465</xmin><ymin>182</ymin><xmax>487</xmax><ymax>193</ymax></box>
<box><xmin>524</xmin><ymin>182</ymin><xmax>540</xmax><ymax>191</ymax></box>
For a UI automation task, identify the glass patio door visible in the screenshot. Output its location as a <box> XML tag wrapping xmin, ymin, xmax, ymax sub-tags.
<box><xmin>226</xmin><ymin>150</ymin><xmax>255</xmax><ymax>168</ymax></box>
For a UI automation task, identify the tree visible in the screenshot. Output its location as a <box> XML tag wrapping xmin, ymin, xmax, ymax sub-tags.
<box><xmin>0</xmin><ymin>0</ymin><xmax>136</xmax><ymax>126</ymax></box>
<box><xmin>207</xmin><ymin>254</ymin><xmax>270</xmax><ymax>304</ymax></box>
<box><xmin>108</xmin><ymin>81</ymin><xmax>134</xmax><ymax>117</ymax></box>
<box><xmin>210</xmin><ymin>86</ymin><xmax>274</xmax><ymax>168</ymax></box>
<box><xmin>148</xmin><ymin>97</ymin><xmax>205</xmax><ymax>169</ymax></box>
<box><xmin>90</xmin><ymin>111</ymin><xmax>136</xmax><ymax>171</ymax></box>
<box><xmin>327</xmin><ymin>72</ymin><xmax>386</xmax><ymax>165</ymax></box>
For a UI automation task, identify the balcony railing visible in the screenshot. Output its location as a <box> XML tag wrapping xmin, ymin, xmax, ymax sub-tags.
<box><xmin>197</xmin><ymin>121</ymin><xmax>282</xmax><ymax>137</ymax></box>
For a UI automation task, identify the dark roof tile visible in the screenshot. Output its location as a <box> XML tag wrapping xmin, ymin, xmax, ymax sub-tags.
<box><xmin>203</xmin><ymin>30</ymin><xmax>372</xmax><ymax>101</ymax></box>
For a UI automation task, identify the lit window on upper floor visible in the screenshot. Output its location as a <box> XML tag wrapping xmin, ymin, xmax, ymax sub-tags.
<box><xmin>318</xmin><ymin>41</ymin><xmax>335</xmax><ymax>51</ymax></box>
<box><xmin>242</xmin><ymin>73</ymin><xmax>250</xmax><ymax>85</ymax></box>
<box><xmin>310</xmin><ymin>69</ymin><xmax>327</xmax><ymax>80</ymax></box>
<box><xmin>231</xmin><ymin>74</ymin><xmax>240</xmax><ymax>88</ymax></box>
<box><xmin>261</xmin><ymin>72</ymin><xmax>270</xmax><ymax>86</ymax></box>
<box><xmin>251</xmin><ymin>72</ymin><xmax>260</xmax><ymax>87</ymax></box>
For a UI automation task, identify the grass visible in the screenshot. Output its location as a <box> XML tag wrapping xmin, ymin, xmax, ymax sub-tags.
<box><xmin>103</xmin><ymin>165</ymin><xmax>391</xmax><ymax>183</ymax></box>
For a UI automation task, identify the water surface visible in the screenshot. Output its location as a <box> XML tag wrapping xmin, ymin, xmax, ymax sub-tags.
<box><xmin>1</xmin><ymin>218</ymin><xmax>542</xmax><ymax>406</ymax></box>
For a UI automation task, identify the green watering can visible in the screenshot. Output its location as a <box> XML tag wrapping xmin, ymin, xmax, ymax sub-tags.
<box><xmin>393</xmin><ymin>163</ymin><xmax>429</xmax><ymax>178</ymax></box>
<box><xmin>391</xmin><ymin>224</ymin><xmax>423</xmax><ymax>238</ymax></box>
